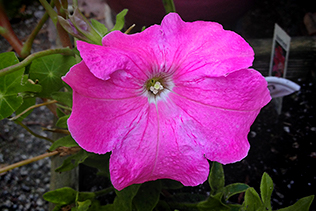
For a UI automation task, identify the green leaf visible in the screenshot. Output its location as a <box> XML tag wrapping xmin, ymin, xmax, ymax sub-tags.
<box><xmin>133</xmin><ymin>180</ymin><xmax>161</xmax><ymax>211</ymax></box>
<box><xmin>161</xmin><ymin>179</ymin><xmax>184</xmax><ymax>190</ymax></box>
<box><xmin>55</xmin><ymin>150</ymin><xmax>89</xmax><ymax>172</ymax></box>
<box><xmin>19</xmin><ymin>74</ymin><xmax>42</xmax><ymax>93</ymax></box>
<box><xmin>222</xmin><ymin>183</ymin><xmax>249</xmax><ymax>201</ymax></box>
<box><xmin>277</xmin><ymin>195</ymin><xmax>314</xmax><ymax>211</ymax></box>
<box><xmin>111</xmin><ymin>9</ymin><xmax>128</xmax><ymax>32</ymax></box>
<box><xmin>49</xmin><ymin>135</ymin><xmax>78</xmax><ymax>151</ymax></box>
<box><xmin>260</xmin><ymin>172</ymin><xmax>273</xmax><ymax>210</ymax></box>
<box><xmin>112</xmin><ymin>184</ymin><xmax>141</xmax><ymax>211</ymax></box>
<box><xmin>209</xmin><ymin>162</ymin><xmax>225</xmax><ymax>194</ymax></box>
<box><xmin>56</xmin><ymin>114</ymin><xmax>70</xmax><ymax>128</ymax></box>
<box><xmin>51</xmin><ymin>91</ymin><xmax>73</xmax><ymax>107</ymax></box>
<box><xmin>14</xmin><ymin>97</ymin><xmax>36</xmax><ymax>121</ymax></box>
<box><xmin>76</xmin><ymin>199</ymin><xmax>92</xmax><ymax>211</ymax></box>
<box><xmin>29</xmin><ymin>54</ymin><xmax>75</xmax><ymax>98</ymax></box>
<box><xmin>0</xmin><ymin>52</ymin><xmax>24</xmax><ymax>120</ymax></box>
<box><xmin>43</xmin><ymin>187</ymin><xmax>77</xmax><ymax>205</ymax></box>
<box><xmin>91</xmin><ymin>19</ymin><xmax>108</xmax><ymax>36</ymax></box>
<box><xmin>242</xmin><ymin>188</ymin><xmax>263</xmax><ymax>211</ymax></box>
<box><xmin>82</xmin><ymin>153</ymin><xmax>110</xmax><ymax>177</ymax></box>
<box><xmin>198</xmin><ymin>193</ymin><xmax>229</xmax><ymax>211</ymax></box>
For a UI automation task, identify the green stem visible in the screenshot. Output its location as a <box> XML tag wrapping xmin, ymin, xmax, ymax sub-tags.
<box><xmin>39</xmin><ymin>0</ymin><xmax>58</xmax><ymax>25</ymax></box>
<box><xmin>15</xmin><ymin>120</ymin><xmax>55</xmax><ymax>143</ymax></box>
<box><xmin>162</xmin><ymin>0</ymin><xmax>176</xmax><ymax>14</ymax></box>
<box><xmin>20</xmin><ymin>0</ymin><xmax>55</xmax><ymax>58</ymax></box>
<box><xmin>95</xmin><ymin>187</ymin><xmax>115</xmax><ymax>197</ymax></box>
<box><xmin>0</xmin><ymin>47</ymin><xmax>74</xmax><ymax>77</ymax></box>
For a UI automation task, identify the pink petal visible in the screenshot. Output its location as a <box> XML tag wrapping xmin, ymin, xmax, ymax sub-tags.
<box><xmin>110</xmin><ymin>99</ymin><xmax>209</xmax><ymax>190</ymax></box>
<box><xmin>173</xmin><ymin>68</ymin><xmax>271</xmax><ymax>111</ymax></box>
<box><xmin>161</xmin><ymin>13</ymin><xmax>254</xmax><ymax>79</ymax></box>
<box><xmin>170</xmin><ymin>69</ymin><xmax>271</xmax><ymax>164</ymax></box>
<box><xmin>62</xmin><ymin>61</ymin><xmax>149</xmax><ymax>153</ymax></box>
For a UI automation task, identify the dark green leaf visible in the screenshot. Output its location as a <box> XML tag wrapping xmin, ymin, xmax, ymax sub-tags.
<box><xmin>49</xmin><ymin>135</ymin><xmax>78</xmax><ymax>151</ymax></box>
<box><xmin>111</xmin><ymin>9</ymin><xmax>128</xmax><ymax>32</ymax></box>
<box><xmin>14</xmin><ymin>97</ymin><xmax>36</xmax><ymax>121</ymax></box>
<box><xmin>19</xmin><ymin>74</ymin><xmax>42</xmax><ymax>93</ymax></box>
<box><xmin>55</xmin><ymin>150</ymin><xmax>89</xmax><ymax>172</ymax></box>
<box><xmin>198</xmin><ymin>193</ymin><xmax>229</xmax><ymax>211</ymax></box>
<box><xmin>0</xmin><ymin>52</ymin><xmax>24</xmax><ymax>119</ymax></box>
<box><xmin>208</xmin><ymin>162</ymin><xmax>225</xmax><ymax>194</ymax></box>
<box><xmin>242</xmin><ymin>188</ymin><xmax>263</xmax><ymax>211</ymax></box>
<box><xmin>91</xmin><ymin>19</ymin><xmax>108</xmax><ymax>36</ymax></box>
<box><xmin>222</xmin><ymin>183</ymin><xmax>249</xmax><ymax>201</ymax></box>
<box><xmin>161</xmin><ymin>179</ymin><xmax>184</xmax><ymax>190</ymax></box>
<box><xmin>77</xmin><ymin>199</ymin><xmax>92</xmax><ymax>211</ymax></box>
<box><xmin>51</xmin><ymin>91</ymin><xmax>73</xmax><ymax>107</ymax></box>
<box><xmin>56</xmin><ymin>114</ymin><xmax>70</xmax><ymax>128</ymax></box>
<box><xmin>133</xmin><ymin>180</ymin><xmax>161</xmax><ymax>211</ymax></box>
<box><xmin>112</xmin><ymin>184</ymin><xmax>141</xmax><ymax>211</ymax></box>
<box><xmin>277</xmin><ymin>195</ymin><xmax>314</xmax><ymax>211</ymax></box>
<box><xmin>260</xmin><ymin>172</ymin><xmax>273</xmax><ymax>210</ymax></box>
<box><xmin>82</xmin><ymin>153</ymin><xmax>110</xmax><ymax>177</ymax></box>
<box><xmin>43</xmin><ymin>187</ymin><xmax>77</xmax><ymax>205</ymax></box>
<box><xmin>29</xmin><ymin>54</ymin><xmax>75</xmax><ymax>98</ymax></box>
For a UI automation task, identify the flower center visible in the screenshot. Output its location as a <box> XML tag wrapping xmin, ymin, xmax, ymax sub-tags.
<box><xmin>146</xmin><ymin>77</ymin><xmax>164</xmax><ymax>95</ymax></box>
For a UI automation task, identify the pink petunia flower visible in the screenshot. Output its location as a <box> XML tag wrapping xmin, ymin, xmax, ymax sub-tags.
<box><xmin>62</xmin><ymin>13</ymin><xmax>271</xmax><ymax>190</ymax></box>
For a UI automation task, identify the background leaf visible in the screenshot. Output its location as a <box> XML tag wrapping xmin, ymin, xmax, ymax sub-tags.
<box><xmin>260</xmin><ymin>172</ymin><xmax>273</xmax><ymax>210</ymax></box>
<box><xmin>276</xmin><ymin>195</ymin><xmax>314</xmax><ymax>211</ymax></box>
<box><xmin>0</xmin><ymin>52</ymin><xmax>24</xmax><ymax>119</ymax></box>
<box><xmin>110</xmin><ymin>9</ymin><xmax>128</xmax><ymax>32</ymax></box>
<box><xmin>43</xmin><ymin>187</ymin><xmax>77</xmax><ymax>205</ymax></box>
<box><xmin>91</xmin><ymin>19</ymin><xmax>108</xmax><ymax>36</ymax></box>
<box><xmin>208</xmin><ymin>162</ymin><xmax>225</xmax><ymax>194</ymax></box>
<box><xmin>55</xmin><ymin>150</ymin><xmax>89</xmax><ymax>172</ymax></box>
<box><xmin>222</xmin><ymin>183</ymin><xmax>249</xmax><ymax>201</ymax></box>
<box><xmin>29</xmin><ymin>54</ymin><xmax>75</xmax><ymax>98</ymax></box>
<box><xmin>133</xmin><ymin>180</ymin><xmax>161</xmax><ymax>211</ymax></box>
<box><xmin>242</xmin><ymin>187</ymin><xmax>263</xmax><ymax>211</ymax></box>
<box><xmin>112</xmin><ymin>184</ymin><xmax>140</xmax><ymax>211</ymax></box>
<box><xmin>49</xmin><ymin>135</ymin><xmax>78</xmax><ymax>151</ymax></box>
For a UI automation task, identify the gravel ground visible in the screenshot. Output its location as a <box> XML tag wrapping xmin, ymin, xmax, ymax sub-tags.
<box><xmin>0</xmin><ymin>105</ymin><xmax>54</xmax><ymax>210</ymax></box>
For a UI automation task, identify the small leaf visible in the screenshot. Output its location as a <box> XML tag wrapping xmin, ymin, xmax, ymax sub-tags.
<box><xmin>112</xmin><ymin>184</ymin><xmax>141</xmax><ymax>211</ymax></box>
<box><xmin>111</xmin><ymin>9</ymin><xmax>128</xmax><ymax>32</ymax></box>
<box><xmin>51</xmin><ymin>91</ymin><xmax>73</xmax><ymax>107</ymax></box>
<box><xmin>260</xmin><ymin>172</ymin><xmax>273</xmax><ymax>210</ymax></box>
<box><xmin>19</xmin><ymin>75</ymin><xmax>42</xmax><ymax>93</ymax></box>
<box><xmin>0</xmin><ymin>52</ymin><xmax>24</xmax><ymax>120</ymax></box>
<box><xmin>277</xmin><ymin>195</ymin><xmax>314</xmax><ymax>211</ymax></box>
<box><xmin>29</xmin><ymin>54</ymin><xmax>75</xmax><ymax>98</ymax></box>
<box><xmin>77</xmin><ymin>199</ymin><xmax>92</xmax><ymax>211</ymax></box>
<box><xmin>14</xmin><ymin>97</ymin><xmax>36</xmax><ymax>121</ymax></box>
<box><xmin>222</xmin><ymin>183</ymin><xmax>249</xmax><ymax>201</ymax></box>
<box><xmin>133</xmin><ymin>180</ymin><xmax>161</xmax><ymax>211</ymax></box>
<box><xmin>208</xmin><ymin>162</ymin><xmax>225</xmax><ymax>194</ymax></box>
<box><xmin>198</xmin><ymin>193</ymin><xmax>229</xmax><ymax>211</ymax></box>
<box><xmin>56</xmin><ymin>115</ymin><xmax>70</xmax><ymax>128</ymax></box>
<box><xmin>82</xmin><ymin>153</ymin><xmax>110</xmax><ymax>177</ymax></box>
<box><xmin>161</xmin><ymin>179</ymin><xmax>184</xmax><ymax>190</ymax></box>
<box><xmin>91</xmin><ymin>19</ymin><xmax>108</xmax><ymax>36</ymax></box>
<box><xmin>49</xmin><ymin>135</ymin><xmax>78</xmax><ymax>151</ymax></box>
<box><xmin>242</xmin><ymin>188</ymin><xmax>263</xmax><ymax>211</ymax></box>
<box><xmin>55</xmin><ymin>150</ymin><xmax>89</xmax><ymax>172</ymax></box>
<box><xmin>43</xmin><ymin>187</ymin><xmax>77</xmax><ymax>205</ymax></box>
